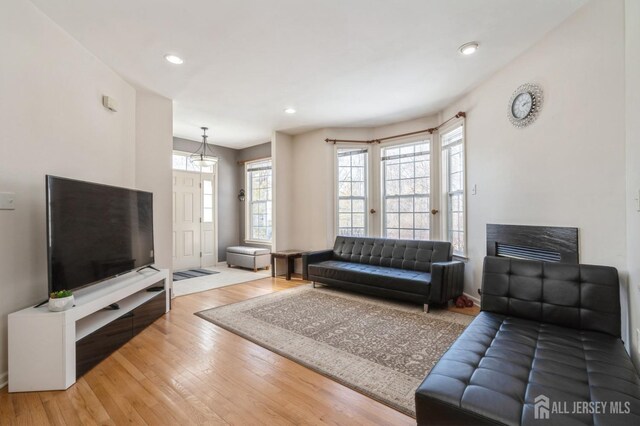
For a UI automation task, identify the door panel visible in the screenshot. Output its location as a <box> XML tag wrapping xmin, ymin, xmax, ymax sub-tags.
<box><xmin>183</xmin><ymin>230</ymin><xmax>194</xmax><ymax>256</ymax></box>
<box><xmin>173</xmin><ymin>171</ymin><xmax>202</xmax><ymax>270</ymax></box>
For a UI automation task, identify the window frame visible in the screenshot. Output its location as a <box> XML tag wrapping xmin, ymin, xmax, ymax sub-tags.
<box><xmin>334</xmin><ymin>145</ymin><xmax>371</xmax><ymax>238</ymax></box>
<box><xmin>245</xmin><ymin>158</ymin><xmax>273</xmax><ymax>244</ymax></box>
<box><xmin>440</xmin><ymin>121</ymin><xmax>467</xmax><ymax>257</ymax></box>
<box><xmin>380</xmin><ymin>138</ymin><xmax>432</xmax><ymax>241</ymax></box>
<box><xmin>172</xmin><ymin>150</ymin><xmax>215</xmax><ymax>173</ymax></box>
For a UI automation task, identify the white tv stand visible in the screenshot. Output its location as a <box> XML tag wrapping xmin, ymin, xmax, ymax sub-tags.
<box><xmin>8</xmin><ymin>268</ymin><xmax>170</xmax><ymax>392</ymax></box>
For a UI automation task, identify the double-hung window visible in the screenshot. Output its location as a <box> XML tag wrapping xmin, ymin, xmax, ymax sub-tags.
<box><xmin>246</xmin><ymin>159</ymin><xmax>273</xmax><ymax>242</ymax></box>
<box><xmin>381</xmin><ymin>141</ymin><xmax>430</xmax><ymax>240</ymax></box>
<box><xmin>333</xmin><ymin>123</ymin><xmax>466</xmax><ymax>250</ymax></box>
<box><xmin>441</xmin><ymin>125</ymin><xmax>466</xmax><ymax>256</ymax></box>
<box><xmin>337</xmin><ymin>148</ymin><xmax>368</xmax><ymax>237</ymax></box>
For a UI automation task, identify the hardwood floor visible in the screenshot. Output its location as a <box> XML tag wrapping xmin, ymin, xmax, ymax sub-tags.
<box><xmin>0</xmin><ymin>277</ymin><xmax>415</xmax><ymax>425</ymax></box>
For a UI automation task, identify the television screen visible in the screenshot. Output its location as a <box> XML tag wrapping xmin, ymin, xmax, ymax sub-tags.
<box><xmin>46</xmin><ymin>176</ymin><xmax>154</xmax><ymax>293</ymax></box>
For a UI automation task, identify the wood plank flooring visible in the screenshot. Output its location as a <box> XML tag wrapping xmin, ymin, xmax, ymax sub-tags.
<box><xmin>0</xmin><ymin>277</ymin><xmax>415</xmax><ymax>425</ymax></box>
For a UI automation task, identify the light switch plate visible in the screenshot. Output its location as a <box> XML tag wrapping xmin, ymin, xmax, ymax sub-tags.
<box><xmin>0</xmin><ymin>192</ymin><xmax>16</xmax><ymax>210</ymax></box>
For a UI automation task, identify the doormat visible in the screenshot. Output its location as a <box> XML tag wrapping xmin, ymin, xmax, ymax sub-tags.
<box><xmin>173</xmin><ymin>269</ymin><xmax>220</xmax><ymax>281</ymax></box>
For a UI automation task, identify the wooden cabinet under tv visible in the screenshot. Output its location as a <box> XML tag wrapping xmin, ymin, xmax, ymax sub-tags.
<box><xmin>7</xmin><ymin>269</ymin><xmax>170</xmax><ymax>392</ymax></box>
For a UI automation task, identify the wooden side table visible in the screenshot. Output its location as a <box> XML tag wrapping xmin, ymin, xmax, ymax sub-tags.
<box><xmin>271</xmin><ymin>250</ymin><xmax>305</xmax><ymax>280</ymax></box>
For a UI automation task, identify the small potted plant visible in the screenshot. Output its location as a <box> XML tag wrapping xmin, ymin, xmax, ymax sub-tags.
<box><xmin>48</xmin><ymin>290</ymin><xmax>74</xmax><ymax>312</ymax></box>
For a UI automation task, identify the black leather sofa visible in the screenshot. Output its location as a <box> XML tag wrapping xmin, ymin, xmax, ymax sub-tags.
<box><xmin>416</xmin><ymin>256</ymin><xmax>640</xmax><ymax>425</ymax></box>
<box><xmin>302</xmin><ymin>236</ymin><xmax>464</xmax><ymax>311</ymax></box>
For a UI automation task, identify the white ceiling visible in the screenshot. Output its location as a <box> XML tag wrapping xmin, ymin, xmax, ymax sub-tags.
<box><xmin>31</xmin><ymin>0</ymin><xmax>585</xmax><ymax>149</ymax></box>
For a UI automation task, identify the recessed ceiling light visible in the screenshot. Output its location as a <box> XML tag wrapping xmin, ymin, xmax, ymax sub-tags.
<box><xmin>284</xmin><ymin>108</ymin><xmax>296</xmax><ymax>114</ymax></box>
<box><xmin>458</xmin><ymin>42</ymin><xmax>479</xmax><ymax>56</ymax></box>
<box><xmin>164</xmin><ymin>54</ymin><xmax>184</xmax><ymax>65</ymax></box>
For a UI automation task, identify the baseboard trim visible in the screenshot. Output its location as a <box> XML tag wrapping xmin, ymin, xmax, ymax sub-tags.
<box><xmin>463</xmin><ymin>292</ymin><xmax>480</xmax><ymax>307</ymax></box>
<box><xmin>0</xmin><ymin>371</ymin><xmax>7</xmax><ymax>389</ymax></box>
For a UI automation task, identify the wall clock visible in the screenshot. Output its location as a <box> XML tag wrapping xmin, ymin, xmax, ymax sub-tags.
<box><xmin>508</xmin><ymin>83</ymin><xmax>543</xmax><ymax>127</ymax></box>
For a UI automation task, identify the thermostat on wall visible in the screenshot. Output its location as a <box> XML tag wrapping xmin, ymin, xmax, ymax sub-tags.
<box><xmin>102</xmin><ymin>95</ymin><xmax>117</xmax><ymax>112</ymax></box>
<box><xmin>0</xmin><ymin>192</ymin><xmax>16</xmax><ymax>210</ymax></box>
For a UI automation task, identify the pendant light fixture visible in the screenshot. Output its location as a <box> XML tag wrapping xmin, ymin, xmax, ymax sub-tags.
<box><xmin>190</xmin><ymin>127</ymin><xmax>217</xmax><ymax>168</ymax></box>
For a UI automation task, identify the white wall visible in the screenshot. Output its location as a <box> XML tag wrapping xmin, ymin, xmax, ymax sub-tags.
<box><xmin>440</xmin><ymin>0</ymin><xmax>626</xmax><ymax>301</ymax></box>
<box><xmin>284</xmin><ymin>2</ymin><xmax>631</xmax><ymax>345</ymax></box>
<box><xmin>136</xmin><ymin>91</ymin><xmax>173</xmax><ymax>270</ymax></box>
<box><xmin>625</xmin><ymin>0</ymin><xmax>640</xmax><ymax>365</ymax></box>
<box><xmin>287</xmin><ymin>116</ymin><xmax>440</xmax><ymax>253</ymax></box>
<box><xmin>0</xmin><ymin>0</ymin><xmax>137</xmax><ymax>384</ymax></box>
<box><xmin>289</xmin><ymin>128</ymin><xmax>368</xmax><ymax>251</ymax></box>
<box><xmin>273</xmin><ymin>132</ymin><xmax>294</xmax><ymax>251</ymax></box>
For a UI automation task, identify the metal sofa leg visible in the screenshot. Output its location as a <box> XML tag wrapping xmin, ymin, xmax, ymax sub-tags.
<box><xmin>424</xmin><ymin>304</ymin><xmax>430</xmax><ymax>313</ymax></box>
<box><xmin>312</xmin><ymin>281</ymin><xmax>316</xmax><ymax>288</ymax></box>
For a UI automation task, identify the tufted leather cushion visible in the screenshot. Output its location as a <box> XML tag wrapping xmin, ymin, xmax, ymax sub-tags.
<box><xmin>308</xmin><ymin>260</ymin><xmax>431</xmax><ymax>295</ymax></box>
<box><xmin>482</xmin><ymin>256</ymin><xmax>621</xmax><ymax>337</ymax></box>
<box><xmin>416</xmin><ymin>312</ymin><xmax>640</xmax><ymax>425</ymax></box>
<box><xmin>332</xmin><ymin>236</ymin><xmax>451</xmax><ymax>272</ymax></box>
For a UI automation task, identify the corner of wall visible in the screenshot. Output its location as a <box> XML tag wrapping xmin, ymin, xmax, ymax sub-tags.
<box><xmin>135</xmin><ymin>90</ymin><xmax>174</xmax><ymax>270</ymax></box>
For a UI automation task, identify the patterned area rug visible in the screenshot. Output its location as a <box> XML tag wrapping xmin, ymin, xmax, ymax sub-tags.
<box><xmin>196</xmin><ymin>285</ymin><xmax>472</xmax><ymax>417</ymax></box>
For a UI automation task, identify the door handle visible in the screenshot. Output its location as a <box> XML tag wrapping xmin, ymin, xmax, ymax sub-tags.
<box><xmin>370</xmin><ymin>209</ymin><xmax>377</xmax><ymax>214</ymax></box>
<box><xmin>431</xmin><ymin>209</ymin><xmax>439</xmax><ymax>215</ymax></box>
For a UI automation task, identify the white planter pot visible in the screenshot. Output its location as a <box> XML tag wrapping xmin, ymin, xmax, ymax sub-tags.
<box><xmin>48</xmin><ymin>295</ymin><xmax>74</xmax><ymax>312</ymax></box>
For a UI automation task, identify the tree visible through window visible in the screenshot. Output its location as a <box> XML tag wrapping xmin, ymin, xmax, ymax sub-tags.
<box><xmin>382</xmin><ymin>141</ymin><xmax>430</xmax><ymax>240</ymax></box>
<box><xmin>246</xmin><ymin>159</ymin><xmax>272</xmax><ymax>242</ymax></box>
<box><xmin>442</xmin><ymin>125</ymin><xmax>465</xmax><ymax>255</ymax></box>
<box><xmin>337</xmin><ymin>148</ymin><xmax>368</xmax><ymax>236</ymax></box>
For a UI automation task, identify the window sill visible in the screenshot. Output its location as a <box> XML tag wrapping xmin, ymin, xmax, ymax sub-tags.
<box><xmin>244</xmin><ymin>240</ymin><xmax>272</xmax><ymax>245</ymax></box>
<box><xmin>453</xmin><ymin>254</ymin><xmax>469</xmax><ymax>262</ymax></box>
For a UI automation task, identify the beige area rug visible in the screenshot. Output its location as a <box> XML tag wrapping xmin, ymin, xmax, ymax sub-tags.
<box><xmin>172</xmin><ymin>265</ymin><xmax>270</xmax><ymax>297</ymax></box>
<box><xmin>196</xmin><ymin>285</ymin><xmax>473</xmax><ymax>417</ymax></box>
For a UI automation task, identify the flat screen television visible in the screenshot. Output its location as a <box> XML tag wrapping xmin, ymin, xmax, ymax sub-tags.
<box><xmin>46</xmin><ymin>176</ymin><xmax>154</xmax><ymax>293</ymax></box>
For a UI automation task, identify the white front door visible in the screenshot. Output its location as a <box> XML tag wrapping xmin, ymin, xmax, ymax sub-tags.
<box><xmin>173</xmin><ymin>171</ymin><xmax>202</xmax><ymax>270</ymax></box>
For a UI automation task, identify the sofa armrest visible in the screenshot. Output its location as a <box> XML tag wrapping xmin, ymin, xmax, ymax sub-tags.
<box><xmin>429</xmin><ymin>261</ymin><xmax>465</xmax><ymax>304</ymax></box>
<box><xmin>302</xmin><ymin>250</ymin><xmax>334</xmax><ymax>280</ymax></box>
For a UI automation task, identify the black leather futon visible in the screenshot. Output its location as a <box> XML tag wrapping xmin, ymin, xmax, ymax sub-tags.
<box><xmin>416</xmin><ymin>256</ymin><xmax>640</xmax><ymax>425</ymax></box>
<box><xmin>303</xmin><ymin>236</ymin><xmax>464</xmax><ymax>310</ymax></box>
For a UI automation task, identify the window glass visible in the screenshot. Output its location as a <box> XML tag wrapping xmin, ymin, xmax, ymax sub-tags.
<box><xmin>172</xmin><ymin>154</ymin><xmax>187</xmax><ymax>170</ymax></box>
<box><xmin>246</xmin><ymin>159</ymin><xmax>273</xmax><ymax>242</ymax></box>
<box><xmin>382</xmin><ymin>141</ymin><xmax>430</xmax><ymax>240</ymax></box>
<box><xmin>442</xmin><ymin>125</ymin><xmax>465</xmax><ymax>255</ymax></box>
<box><xmin>337</xmin><ymin>148</ymin><xmax>368</xmax><ymax>237</ymax></box>
<box><xmin>172</xmin><ymin>152</ymin><xmax>216</xmax><ymax>173</ymax></box>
